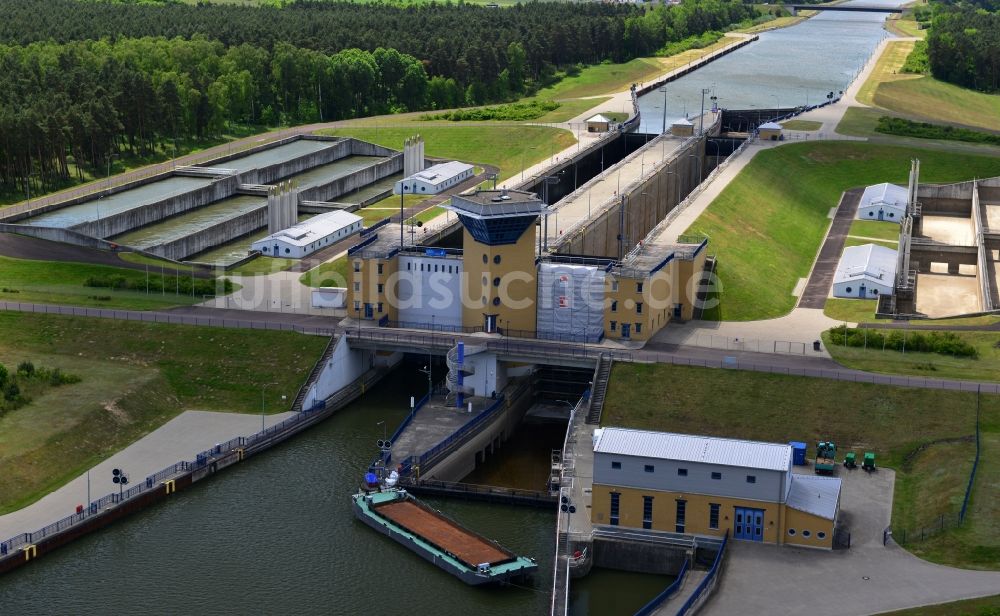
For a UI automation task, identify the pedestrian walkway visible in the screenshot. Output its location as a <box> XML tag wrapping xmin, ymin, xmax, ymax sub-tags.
<box><xmin>649</xmin><ymin>308</ymin><xmax>841</xmax><ymax>357</ymax></box>
<box><xmin>0</xmin><ymin>410</ymin><xmax>295</xmax><ymax>541</ymax></box>
<box><xmin>798</xmin><ymin>188</ymin><xmax>865</xmax><ymax>309</ymax></box>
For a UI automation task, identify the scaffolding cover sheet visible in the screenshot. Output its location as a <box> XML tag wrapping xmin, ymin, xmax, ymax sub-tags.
<box><xmin>536</xmin><ymin>263</ymin><xmax>605</xmax><ymax>342</ymax></box>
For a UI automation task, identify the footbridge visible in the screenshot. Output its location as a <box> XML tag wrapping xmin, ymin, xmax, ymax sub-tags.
<box><xmin>788</xmin><ymin>4</ymin><xmax>902</xmax><ymax>13</ymax></box>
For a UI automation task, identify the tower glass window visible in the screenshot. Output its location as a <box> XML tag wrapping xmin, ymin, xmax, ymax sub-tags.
<box><xmin>709</xmin><ymin>503</ymin><xmax>720</xmax><ymax>529</ymax></box>
<box><xmin>675</xmin><ymin>500</ymin><xmax>686</xmax><ymax>533</ymax></box>
<box><xmin>610</xmin><ymin>493</ymin><xmax>620</xmax><ymax>526</ymax></box>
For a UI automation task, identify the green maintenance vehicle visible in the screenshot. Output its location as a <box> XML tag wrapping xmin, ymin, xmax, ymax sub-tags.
<box><xmin>815</xmin><ymin>441</ymin><xmax>837</xmax><ymax>474</ymax></box>
<box><xmin>863</xmin><ymin>451</ymin><xmax>877</xmax><ymax>472</ymax></box>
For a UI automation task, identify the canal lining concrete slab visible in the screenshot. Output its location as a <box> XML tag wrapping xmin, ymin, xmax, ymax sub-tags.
<box><xmin>388</xmin><ymin>397</ymin><xmax>494</xmax><ymax>466</ymax></box>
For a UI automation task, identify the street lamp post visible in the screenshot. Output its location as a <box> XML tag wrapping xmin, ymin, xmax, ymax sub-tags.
<box><xmin>658</xmin><ymin>86</ymin><xmax>668</xmax><ymax>134</ymax></box>
<box><xmin>699</xmin><ymin>88</ymin><xmax>711</xmax><ymax>136</ymax></box>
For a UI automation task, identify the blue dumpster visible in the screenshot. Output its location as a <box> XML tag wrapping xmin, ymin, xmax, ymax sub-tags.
<box><xmin>789</xmin><ymin>441</ymin><xmax>807</xmax><ymax>466</ymax></box>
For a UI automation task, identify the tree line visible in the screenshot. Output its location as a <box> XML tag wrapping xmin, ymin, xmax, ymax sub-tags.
<box><xmin>924</xmin><ymin>0</ymin><xmax>1000</xmax><ymax>92</ymax></box>
<box><xmin>0</xmin><ymin>0</ymin><xmax>760</xmax><ymax>197</ymax></box>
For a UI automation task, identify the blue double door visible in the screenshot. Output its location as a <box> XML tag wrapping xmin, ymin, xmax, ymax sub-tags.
<box><xmin>734</xmin><ymin>507</ymin><xmax>764</xmax><ymax>541</ymax></box>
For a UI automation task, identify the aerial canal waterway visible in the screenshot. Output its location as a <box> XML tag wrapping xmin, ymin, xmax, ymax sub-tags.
<box><xmin>637</xmin><ymin>0</ymin><xmax>906</xmax><ymax>132</ymax></box>
<box><xmin>0</xmin><ymin>365</ymin><xmax>664</xmax><ymax>615</ymax></box>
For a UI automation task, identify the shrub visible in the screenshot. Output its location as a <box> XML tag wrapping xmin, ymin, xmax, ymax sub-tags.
<box><xmin>16</xmin><ymin>361</ymin><xmax>34</xmax><ymax>377</ymax></box>
<box><xmin>0</xmin><ymin>363</ymin><xmax>7</xmax><ymax>387</ymax></box>
<box><xmin>827</xmin><ymin>326</ymin><xmax>978</xmax><ymax>358</ymax></box>
<box><xmin>874</xmin><ymin>116</ymin><xmax>1000</xmax><ymax>147</ymax></box>
<box><xmin>420</xmin><ymin>100</ymin><xmax>559</xmax><ymax>122</ymax></box>
<box><xmin>900</xmin><ymin>40</ymin><xmax>929</xmax><ymax>74</ymax></box>
<box><xmin>3</xmin><ymin>381</ymin><xmax>20</xmax><ymax>402</ymax></box>
<box><xmin>84</xmin><ymin>274</ymin><xmax>233</xmax><ymax>296</ymax></box>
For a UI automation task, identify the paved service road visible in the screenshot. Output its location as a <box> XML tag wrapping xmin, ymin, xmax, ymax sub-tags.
<box><xmin>798</xmin><ymin>187</ymin><xmax>864</xmax><ymax>309</ymax></box>
<box><xmin>705</xmin><ymin>466</ymin><xmax>1000</xmax><ymax>616</ymax></box>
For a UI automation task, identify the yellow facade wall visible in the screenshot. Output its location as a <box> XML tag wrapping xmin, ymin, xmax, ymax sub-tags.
<box><xmin>461</xmin><ymin>226</ymin><xmax>538</xmax><ymax>333</ymax></box>
<box><xmin>347</xmin><ymin>255</ymin><xmax>398</xmax><ymax>322</ymax></box>
<box><xmin>591</xmin><ymin>484</ymin><xmax>784</xmax><ymax>544</ymax></box>
<box><xmin>783</xmin><ymin>506</ymin><xmax>835</xmax><ymax>549</ymax></box>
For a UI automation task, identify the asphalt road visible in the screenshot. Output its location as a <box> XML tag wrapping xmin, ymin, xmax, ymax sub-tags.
<box><xmin>798</xmin><ymin>187</ymin><xmax>863</xmax><ymax>309</ymax></box>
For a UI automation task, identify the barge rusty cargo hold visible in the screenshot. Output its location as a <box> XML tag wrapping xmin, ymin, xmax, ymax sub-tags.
<box><xmin>352</xmin><ymin>489</ymin><xmax>537</xmax><ymax>586</ymax></box>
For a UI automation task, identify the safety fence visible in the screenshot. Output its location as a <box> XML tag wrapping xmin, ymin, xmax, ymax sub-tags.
<box><xmin>367</xmin><ymin>391</ymin><xmax>431</xmax><ymax>474</ymax></box>
<box><xmin>640</xmin><ymin>350</ymin><xmax>1000</xmax><ymax>394</ymax></box>
<box><xmin>550</xmin><ymin>392</ymin><xmax>590</xmax><ymax>616</ymax></box>
<box><xmin>888</xmin><ymin>389</ymin><xmax>983</xmax><ymax>546</ymax></box>
<box><xmin>399</xmin><ymin>478</ymin><xmax>556</xmax><ymax>507</ymax></box>
<box><xmin>676</xmin><ymin>531</ymin><xmax>729</xmax><ymax>616</ymax></box>
<box><xmin>0</xmin><ymin>301</ymin><xmax>337</xmax><ymax>336</ymax></box>
<box><xmin>633</xmin><ymin>559</ymin><xmax>690</xmax><ymax>616</ymax></box>
<box><xmin>0</xmin><ymin>366</ymin><xmax>387</xmax><ymax>563</ymax></box>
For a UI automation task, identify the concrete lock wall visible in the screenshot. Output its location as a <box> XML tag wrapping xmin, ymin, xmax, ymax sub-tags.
<box><xmin>70</xmin><ymin>175</ymin><xmax>242</xmax><ymax>239</ymax></box>
<box><xmin>556</xmin><ymin>138</ymin><xmax>703</xmax><ymax>259</ymax></box>
<box><xmin>592</xmin><ymin>536</ymin><xmax>689</xmax><ymax>576</ymax></box>
<box><xmin>421</xmin><ymin>380</ymin><xmax>534</xmax><ymax>481</ymax></box>
<box><xmin>145</xmin><ymin>206</ymin><xmax>268</xmax><ymax>261</ymax></box>
<box><xmin>918</xmin><ymin>180</ymin><xmax>976</xmax><ymax>217</ymax></box>
<box><xmin>243</xmin><ymin>139</ymin><xmax>353</xmax><ymax>187</ymax></box>
<box><xmin>0</xmin><ymin>223</ymin><xmax>119</xmax><ymax>251</ymax></box>
<box><xmin>300</xmin><ymin>155</ymin><xmax>403</xmax><ymax>203</ymax></box>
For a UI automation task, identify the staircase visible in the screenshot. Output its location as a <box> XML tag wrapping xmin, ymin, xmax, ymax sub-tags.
<box><xmin>586</xmin><ymin>354</ymin><xmax>613</xmax><ymax>425</ymax></box>
<box><xmin>445</xmin><ymin>343</ymin><xmax>484</xmax><ymax>401</ymax></box>
<box><xmin>291</xmin><ymin>334</ymin><xmax>339</xmax><ymax>412</ymax></box>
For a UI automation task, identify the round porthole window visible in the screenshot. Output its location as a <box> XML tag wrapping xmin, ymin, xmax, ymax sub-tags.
<box><xmin>868</xmin><ymin>212</ymin><xmax>874</xmax><ymax>216</ymax></box>
<box><xmin>802</xmin><ymin>530</ymin><xmax>811</xmax><ymax>538</ymax></box>
<box><xmin>493</xmin><ymin>277</ymin><xmax>501</xmax><ymax>287</ymax></box>
<box><xmin>262</xmin><ymin>247</ymin><xmax>268</xmax><ymax>252</ymax></box>
<box><xmin>846</xmin><ymin>287</ymin><xmax>852</xmax><ymax>294</ymax></box>
<box><xmin>492</xmin><ymin>297</ymin><xmax>501</xmax><ymax>306</ymax></box>
<box><xmin>493</xmin><ymin>255</ymin><xmax>501</xmax><ymax>264</ymax></box>
<box><xmin>817</xmin><ymin>532</ymin><xmax>827</xmax><ymax>540</ymax></box>
<box><xmin>482</xmin><ymin>276</ymin><xmax>488</xmax><ymax>286</ymax></box>
<box><xmin>285</xmin><ymin>248</ymin><xmax>290</xmax><ymax>254</ymax></box>
<box><xmin>482</xmin><ymin>254</ymin><xmax>488</xmax><ymax>264</ymax></box>
<box><xmin>788</xmin><ymin>529</ymin><xmax>796</xmax><ymax>536</ymax></box>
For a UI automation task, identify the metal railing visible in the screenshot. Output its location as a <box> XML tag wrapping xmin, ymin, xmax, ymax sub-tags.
<box><xmin>676</xmin><ymin>531</ymin><xmax>729</xmax><ymax>616</ymax></box>
<box><xmin>0</xmin><ymin>367</ymin><xmax>386</xmax><ymax>560</ymax></box>
<box><xmin>0</xmin><ymin>301</ymin><xmax>337</xmax><ymax>336</ymax></box>
<box><xmin>633</xmin><ymin>559</ymin><xmax>690</xmax><ymax>616</ymax></box>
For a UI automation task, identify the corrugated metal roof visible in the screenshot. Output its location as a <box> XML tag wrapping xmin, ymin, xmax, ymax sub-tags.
<box><xmin>834</xmin><ymin>243</ymin><xmax>897</xmax><ymax>286</ymax></box>
<box><xmin>586</xmin><ymin>114</ymin><xmax>612</xmax><ymax>123</ymax></box>
<box><xmin>405</xmin><ymin>161</ymin><xmax>473</xmax><ymax>185</ymax></box>
<box><xmin>786</xmin><ymin>475</ymin><xmax>842</xmax><ymax>520</ymax></box>
<box><xmin>759</xmin><ymin>122</ymin><xmax>782</xmax><ymax>130</ymax></box>
<box><xmin>594</xmin><ymin>428</ymin><xmax>792</xmax><ymax>471</ymax></box>
<box><xmin>860</xmin><ymin>182</ymin><xmax>908</xmax><ymax>210</ymax></box>
<box><xmin>255</xmin><ymin>210</ymin><xmax>361</xmax><ymax>248</ymax></box>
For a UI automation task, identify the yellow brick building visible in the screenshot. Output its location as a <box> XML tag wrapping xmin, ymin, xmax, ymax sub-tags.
<box><xmin>591</xmin><ymin>428</ymin><xmax>841</xmax><ymax>549</ymax></box>
<box><xmin>346</xmin><ymin>188</ymin><xmax>709</xmax><ymax>344</ymax></box>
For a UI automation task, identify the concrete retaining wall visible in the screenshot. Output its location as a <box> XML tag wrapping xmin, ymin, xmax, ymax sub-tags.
<box><xmin>0</xmin><ymin>224</ymin><xmax>119</xmax><ymax>251</ymax></box>
<box><xmin>422</xmin><ymin>381</ymin><xmax>534</xmax><ymax>482</ymax></box>
<box><xmin>146</xmin><ymin>206</ymin><xmax>268</xmax><ymax>261</ymax></box>
<box><xmin>555</xmin><ymin>137</ymin><xmax>703</xmax><ymax>258</ymax></box>
<box><xmin>240</xmin><ymin>139</ymin><xmax>353</xmax><ymax>186</ymax></box>
<box><xmin>71</xmin><ymin>175</ymin><xmax>241</xmax><ymax>239</ymax></box>
<box><xmin>0</xmin><ymin>172</ymin><xmax>177</xmax><ymax>224</ymax></box>
<box><xmin>592</xmin><ymin>536</ymin><xmax>689</xmax><ymax>576</ymax></box>
<box><xmin>300</xmin><ymin>154</ymin><xmax>403</xmax><ymax>203</ymax></box>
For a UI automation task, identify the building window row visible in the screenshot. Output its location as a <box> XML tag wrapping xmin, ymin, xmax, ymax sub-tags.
<box><xmin>787</xmin><ymin>528</ymin><xmax>827</xmax><ymax>540</ymax></box>
<box><xmin>610</xmin><ymin>492</ymin><xmax>620</xmax><ymax>526</ymax></box>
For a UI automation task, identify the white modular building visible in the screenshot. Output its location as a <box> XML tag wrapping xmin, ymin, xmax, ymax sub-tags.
<box><xmin>394</xmin><ymin>161</ymin><xmax>475</xmax><ymax>196</ymax></box>
<box><xmin>253</xmin><ymin>210</ymin><xmax>362</xmax><ymax>259</ymax></box>
<box><xmin>832</xmin><ymin>243</ymin><xmax>897</xmax><ymax>299</ymax></box>
<box><xmin>858</xmin><ymin>183</ymin><xmax>908</xmax><ymax>223</ymax></box>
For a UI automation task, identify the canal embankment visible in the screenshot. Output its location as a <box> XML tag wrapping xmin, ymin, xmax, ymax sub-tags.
<box><xmin>0</xmin><ymin>333</ymin><xmax>399</xmax><ymax>575</ymax></box>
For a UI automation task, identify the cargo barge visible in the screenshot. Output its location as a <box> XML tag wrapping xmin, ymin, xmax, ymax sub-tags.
<box><xmin>352</xmin><ymin>489</ymin><xmax>537</xmax><ymax>585</ymax></box>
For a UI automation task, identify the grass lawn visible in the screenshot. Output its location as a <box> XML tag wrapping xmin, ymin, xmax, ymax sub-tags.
<box><xmin>0</xmin><ymin>255</ymin><xmax>229</xmax><ymax>310</ymax></box>
<box><xmin>0</xmin><ymin>312</ymin><xmax>327</xmax><ymax>513</ymax></box>
<box><xmin>849</xmin><ymin>220</ymin><xmax>901</xmax><ymax>241</ymax></box>
<box><xmin>300</xmin><ymin>256</ymin><xmax>350</xmax><ymax>288</ymax></box>
<box><xmin>781</xmin><ymin>120</ymin><xmax>823</xmax><ymax>131</ymax></box>
<box><xmin>117</xmin><ymin>252</ymin><xmax>198</xmax><ymax>273</ymax></box>
<box><xmin>886</xmin><ymin>18</ymin><xmax>927</xmax><ymax>39</ymax></box>
<box><xmin>856</xmin><ymin>40</ymin><xmax>919</xmax><ymax>107</ymax></box>
<box><xmin>877</xmin><ymin>595</ymin><xmax>1000</xmax><ymax>616</ymax></box>
<box><xmin>604</xmin><ymin>363</ymin><xmax>996</xmax><ymax>568</ymax></box>
<box><xmin>853</xmin><ymin>39</ymin><xmax>1000</xmax><ymax>134</ymax></box>
<box><xmin>824</xmin><ymin>298</ymin><xmax>879</xmax><ymax>323</ymax></box>
<box><xmin>321</xmin><ymin>125</ymin><xmax>576</xmax><ymax>182</ymax></box>
<box><xmin>823</xmin><ymin>329</ymin><xmax>1000</xmax><ymax>383</ymax></box>
<box><xmin>844</xmin><ymin>237</ymin><xmax>897</xmax><ymax>249</ymax></box>
<box><xmin>875</xmin><ymin>77</ymin><xmax>1000</xmax><ymax>134</ymax></box>
<box><xmin>686</xmin><ymin>142</ymin><xmax>1000</xmax><ymax>321</ymax></box>
<box><xmin>534</xmin><ymin>97</ymin><xmax>612</xmax><ymax>123</ymax></box>
<box><xmin>227</xmin><ymin>255</ymin><xmax>298</xmax><ymax>276</ymax></box>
